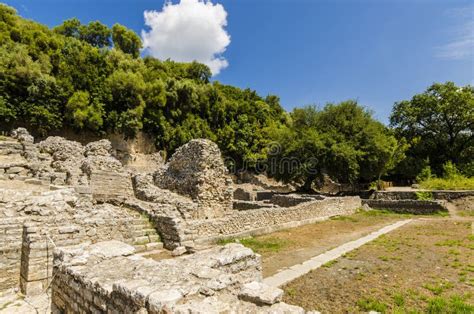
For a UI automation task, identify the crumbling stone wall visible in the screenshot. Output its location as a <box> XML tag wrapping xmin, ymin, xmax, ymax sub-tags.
<box><xmin>51</xmin><ymin>241</ymin><xmax>304</xmax><ymax>313</ymax></box>
<box><xmin>154</xmin><ymin>139</ymin><xmax>233</xmax><ymax>219</ymax></box>
<box><xmin>0</xmin><ymin>187</ymin><xmax>144</xmax><ymax>295</ymax></box>
<box><xmin>0</xmin><ymin>129</ymin><xmax>133</xmax><ymax>199</ymax></box>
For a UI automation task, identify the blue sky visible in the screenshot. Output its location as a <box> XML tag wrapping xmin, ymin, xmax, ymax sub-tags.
<box><xmin>4</xmin><ymin>0</ymin><xmax>473</xmax><ymax>123</ymax></box>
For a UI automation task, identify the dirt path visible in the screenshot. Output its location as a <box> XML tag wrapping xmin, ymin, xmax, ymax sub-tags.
<box><xmin>245</xmin><ymin>212</ymin><xmax>412</xmax><ymax>277</ymax></box>
<box><xmin>282</xmin><ymin>218</ymin><xmax>474</xmax><ymax>313</ymax></box>
<box><xmin>264</xmin><ymin>220</ymin><xmax>413</xmax><ymax>287</ymax></box>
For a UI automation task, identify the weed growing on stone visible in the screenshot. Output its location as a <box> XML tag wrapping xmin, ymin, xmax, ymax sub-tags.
<box><xmin>415</xmin><ymin>191</ymin><xmax>434</xmax><ymax>200</ymax></box>
<box><xmin>322</xmin><ymin>260</ymin><xmax>337</xmax><ymax>268</ymax></box>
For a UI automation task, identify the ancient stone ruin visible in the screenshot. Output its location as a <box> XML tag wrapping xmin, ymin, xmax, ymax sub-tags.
<box><xmin>0</xmin><ymin>128</ymin><xmax>362</xmax><ymax>312</ymax></box>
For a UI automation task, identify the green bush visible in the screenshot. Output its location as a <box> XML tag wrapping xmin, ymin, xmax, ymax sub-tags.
<box><xmin>418</xmin><ymin>162</ymin><xmax>474</xmax><ymax>190</ymax></box>
<box><xmin>416</xmin><ymin>165</ymin><xmax>433</xmax><ymax>182</ymax></box>
<box><xmin>419</xmin><ymin>177</ymin><xmax>474</xmax><ymax>190</ymax></box>
<box><xmin>415</xmin><ymin>191</ymin><xmax>433</xmax><ymax>200</ymax></box>
<box><xmin>442</xmin><ymin>161</ymin><xmax>462</xmax><ymax>179</ymax></box>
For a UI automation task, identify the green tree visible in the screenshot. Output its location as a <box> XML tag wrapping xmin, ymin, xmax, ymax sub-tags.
<box><xmin>79</xmin><ymin>21</ymin><xmax>111</xmax><ymax>48</ymax></box>
<box><xmin>53</xmin><ymin>18</ymin><xmax>81</xmax><ymax>38</ymax></box>
<box><xmin>390</xmin><ymin>82</ymin><xmax>474</xmax><ymax>177</ymax></box>
<box><xmin>66</xmin><ymin>91</ymin><xmax>104</xmax><ymax>130</ymax></box>
<box><xmin>112</xmin><ymin>24</ymin><xmax>142</xmax><ymax>58</ymax></box>
<box><xmin>268</xmin><ymin>102</ymin><xmax>403</xmax><ymax>190</ymax></box>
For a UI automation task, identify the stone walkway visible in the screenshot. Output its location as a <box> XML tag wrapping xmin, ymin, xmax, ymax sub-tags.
<box><xmin>263</xmin><ymin>219</ymin><xmax>413</xmax><ymax>287</ymax></box>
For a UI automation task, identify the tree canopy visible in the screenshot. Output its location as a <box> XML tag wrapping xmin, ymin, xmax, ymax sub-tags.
<box><xmin>0</xmin><ymin>4</ymin><xmax>470</xmax><ymax>187</ymax></box>
<box><xmin>390</xmin><ymin>82</ymin><xmax>474</xmax><ymax>178</ymax></box>
<box><xmin>267</xmin><ymin>101</ymin><xmax>406</xmax><ymax>189</ymax></box>
<box><xmin>0</xmin><ymin>4</ymin><xmax>286</xmax><ymax>170</ymax></box>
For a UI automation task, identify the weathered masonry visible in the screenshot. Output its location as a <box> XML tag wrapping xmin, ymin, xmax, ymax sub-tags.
<box><xmin>51</xmin><ymin>241</ymin><xmax>306</xmax><ymax>313</ymax></box>
<box><xmin>1</xmin><ymin>128</ymin><xmax>361</xmax><ymax>308</ymax></box>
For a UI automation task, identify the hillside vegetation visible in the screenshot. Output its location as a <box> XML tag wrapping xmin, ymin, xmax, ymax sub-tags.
<box><xmin>0</xmin><ymin>4</ymin><xmax>472</xmax><ymax>188</ymax></box>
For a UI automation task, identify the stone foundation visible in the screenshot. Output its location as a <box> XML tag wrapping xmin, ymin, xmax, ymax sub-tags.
<box><xmin>182</xmin><ymin>196</ymin><xmax>362</xmax><ymax>244</ymax></box>
<box><xmin>362</xmin><ymin>199</ymin><xmax>448</xmax><ymax>214</ymax></box>
<box><xmin>51</xmin><ymin>241</ymin><xmax>305</xmax><ymax>313</ymax></box>
<box><xmin>372</xmin><ymin>190</ymin><xmax>474</xmax><ymax>201</ymax></box>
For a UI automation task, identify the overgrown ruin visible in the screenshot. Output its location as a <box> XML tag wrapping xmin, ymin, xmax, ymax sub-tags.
<box><xmin>0</xmin><ymin>128</ymin><xmax>362</xmax><ymax>312</ymax></box>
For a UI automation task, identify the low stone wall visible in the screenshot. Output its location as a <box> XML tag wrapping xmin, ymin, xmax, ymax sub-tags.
<box><xmin>51</xmin><ymin>241</ymin><xmax>304</xmax><ymax>313</ymax></box>
<box><xmin>233</xmin><ymin>188</ymin><xmax>274</xmax><ymax>202</ymax></box>
<box><xmin>270</xmin><ymin>193</ymin><xmax>324</xmax><ymax>207</ymax></box>
<box><xmin>233</xmin><ymin>200</ymin><xmax>276</xmax><ymax>211</ymax></box>
<box><xmin>184</xmin><ymin>196</ymin><xmax>361</xmax><ymax>244</ymax></box>
<box><xmin>363</xmin><ymin>199</ymin><xmax>448</xmax><ymax>214</ymax></box>
<box><xmin>373</xmin><ymin>190</ymin><xmax>474</xmax><ymax>201</ymax></box>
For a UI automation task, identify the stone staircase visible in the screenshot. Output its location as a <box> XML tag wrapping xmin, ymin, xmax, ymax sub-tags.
<box><xmin>129</xmin><ymin>213</ymin><xmax>163</xmax><ymax>253</ymax></box>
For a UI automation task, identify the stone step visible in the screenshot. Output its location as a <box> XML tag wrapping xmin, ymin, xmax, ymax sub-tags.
<box><xmin>148</xmin><ymin>235</ymin><xmax>160</xmax><ymax>242</ymax></box>
<box><xmin>134</xmin><ymin>243</ymin><xmax>165</xmax><ymax>254</ymax></box>
<box><xmin>145</xmin><ymin>242</ymin><xmax>163</xmax><ymax>250</ymax></box>
<box><xmin>134</xmin><ymin>236</ymin><xmax>151</xmax><ymax>245</ymax></box>
<box><xmin>132</xmin><ymin>222</ymin><xmax>154</xmax><ymax>229</ymax></box>
<box><xmin>134</xmin><ymin>244</ymin><xmax>147</xmax><ymax>253</ymax></box>
<box><xmin>132</xmin><ymin>229</ymin><xmax>158</xmax><ymax>238</ymax></box>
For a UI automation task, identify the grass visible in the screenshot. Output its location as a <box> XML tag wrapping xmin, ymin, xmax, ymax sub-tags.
<box><xmin>426</xmin><ymin>295</ymin><xmax>474</xmax><ymax>313</ymax></box>
<box><xmin>322</xmin><ymin>260</ymin><xmax>338</xmax><ymax>268</ymax></box>
<box><xmin>356</xmin><ymin>297</ymin><xmax>388</xmax><ymax>312</ymax></box>
<box><xmin>419</xmin><ymin>177</ymin><xmax>474</xmax><ymax>190</ymax></box>
<box><xmin>423</xmin><ymin>280</ymin><xmax>454</xmax><ymax>295</ymax></box>
<box><xmin>392</xmin><ymin>292</ymin><xmax>405</xmax><ymax>307</ymax></box>
<box><xmin>217</xmin><ymin>236</ymin><xmax>290</xmax><ymax>253</ymax></box>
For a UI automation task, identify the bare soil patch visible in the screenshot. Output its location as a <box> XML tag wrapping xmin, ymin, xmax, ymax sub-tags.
<box><xmin>228</xmin><ymin>211</ymin><xmax>416</xmax><ymax>277</ymax></box>
<box><xmin>282</xmin><ymin>219</ymin><xmax>474</xmax><ymax>313</ymax></box>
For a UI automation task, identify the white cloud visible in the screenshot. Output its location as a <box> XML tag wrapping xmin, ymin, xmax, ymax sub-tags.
<box><xmin>142</xmin><ymin>0</ymin><xmax>231</xmax><ymax>75</ymax></box>
<box><xmin>436</xmin><ymin>6</ymin><xmax>474</xmax><ymax>60</ymax></box>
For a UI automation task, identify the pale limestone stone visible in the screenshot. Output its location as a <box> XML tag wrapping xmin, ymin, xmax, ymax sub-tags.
<box><xmin>88</xmin><ymin>241</ymin><xmax>135</xmax><ymax>259</ymax></box>
<box><xmin>171</xmin><ymin>246</ymin><xmax>187</xmax><ymax>256</ymax></box>
<box><xmin>239</xmin><ymin>281</ymin><xmax>283</xmax><ymax>305</ymax></box>
<box><xmin>147</xmin><ymin>289</ymin><xmax>183</xmax><ymax>312</ymax></box>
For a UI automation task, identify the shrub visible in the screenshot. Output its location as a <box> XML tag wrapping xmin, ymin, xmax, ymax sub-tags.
<box><xmin>415</xmin><ymin>191</ymin><xmax>433</xmax><ymax>200</ymax></box>
<box><xmin>442</xmin><ymin>161</ymin><xmax>462</xmax><ymax>179</ymax></box>
<box><xmin>416</xmin><ymin>165</ymin><xmax>433</xmax><ymax>183</ymax></box>
<box><xmin>419</xmin><ymin>177</ymin><xmax>474</xmax><ymax>190</ymax></box>
<box><xmin>418</xmin><ymin>162</ymin><xmax>474</xmax><ymax>190</ymax></box>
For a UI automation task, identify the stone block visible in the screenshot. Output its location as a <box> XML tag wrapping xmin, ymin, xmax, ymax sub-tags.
<box><xmin>6</xmin><ymin>166</ymin><xmax>24</xmax><ymax>174</ymax></box>
<box><xmin>239</xmin><ymin>281</ymin><xmax>283</xmax><ymax>305</ymax></box>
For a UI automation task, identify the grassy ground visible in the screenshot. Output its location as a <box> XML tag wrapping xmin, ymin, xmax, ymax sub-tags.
<box><xmin>218</xmin><ymin>210</ymin><xmax>427</xmax><ymax>276</ymax></box>
<box><xmin>282</xmin><ymin>219</ymin><xmax>474</xmax><ymax>313</ymax></box>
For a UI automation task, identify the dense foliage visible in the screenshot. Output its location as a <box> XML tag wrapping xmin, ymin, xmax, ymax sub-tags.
<box><xmin>417</xmin><ymin>162</ymin><xmax>474</xmax><ymax>190</ymax></box>
<box><xmin>390</xmin><ymin>82</ymin><xmax>474</xmax><ymax>179</ymax></box>
<box><xmin>0</xmin><ymin>4</ymin><xmax>285</xmax><ymax>168</ymax></box>
<box><xmin>0</xmin><ymin>4</ymin><xmax>471</xmax><ymax>188</ymax></box>
<box><xmin>267</xmin><ymin>101</ymin><xmax>406</xmax><ymax>189</ymax></box>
